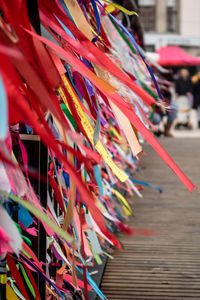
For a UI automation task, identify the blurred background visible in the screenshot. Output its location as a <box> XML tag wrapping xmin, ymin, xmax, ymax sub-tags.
<box><xmin>139</xmin><ymin>0</ymin><xmax>200</xmax><ymax>55</ymax></box>
<box><xmin>115</xmin><ymin>0</ymin><xmax>200</xmax><ymax>136</ymax></box>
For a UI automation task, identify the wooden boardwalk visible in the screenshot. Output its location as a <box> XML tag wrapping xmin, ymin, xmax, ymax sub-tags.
<box><xmin>101</xmin><ymin>138</ymin><xmax>200</xmax><ymax>300</ymax></box>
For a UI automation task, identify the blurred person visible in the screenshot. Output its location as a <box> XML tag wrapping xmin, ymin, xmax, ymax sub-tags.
<box><xmin>162</xmin><ymin>87</ymin><xmax>177</xmax><ymax>137</ymax></box>
<box><xmin>192</xmin><ymin>71</ymin><xmax>200</xmax><ymax>128</ymax></box>
<box><xmin>151</xmin><ymin>81</ymin><xmax>176</xmax><ymax>137</ymax></box>
<box><xmin>175</xmin><ymin>68</ymin><xmax>193</xmax><ymax>129</ymax></box>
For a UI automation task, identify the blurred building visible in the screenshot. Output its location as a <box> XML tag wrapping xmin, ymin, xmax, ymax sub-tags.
<box><xmin>138</xmin><ymin>0</ymin><xmax>200</xmax><ymax>54</ymax></box>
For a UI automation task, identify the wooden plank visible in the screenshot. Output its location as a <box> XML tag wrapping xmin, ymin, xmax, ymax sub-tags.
<box><xmin>101</xmin><ymin>138</ymin><xmax>200</xmax><ymax>299</ymax></box>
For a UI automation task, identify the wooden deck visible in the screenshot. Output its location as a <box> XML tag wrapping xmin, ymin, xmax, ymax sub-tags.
<box><xmin>101</xmin><ymin>138</ymin><xmax>200</xmax><ymax>300</ymax></box>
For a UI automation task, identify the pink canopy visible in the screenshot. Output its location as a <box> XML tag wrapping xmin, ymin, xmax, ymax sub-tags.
<box><xmin>156</xmin><ymin>46</ymin><xmax>200</xmax><ymax>66</ymax></box>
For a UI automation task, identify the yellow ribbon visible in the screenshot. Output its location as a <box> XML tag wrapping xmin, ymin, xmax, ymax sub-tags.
<box><xmin>6</xmin><ymin>284</ymin><xmax>20</xmax><ymax>300</ymax></box>
<box><xmin>0</xmin><ymin>274</ymin><xmax>6</xmax><ymax>284</ymax></box>
<box><xmin>61</xmin><ymin>75</ymin><xmax>128</xmax><ymax>182</ymax></box>
<box><xmin>111</xmin><ymin>188</ymin><xmax>132</xmax><ymax>216</ymax></box>
<box><xmin>103</xmin><ymin>0</ymin><xmax>138</xmax><ymax>16</ymax></box>
<box><xmin>109</xmin><ymin>125</ymin><xmax>122</xmax><ymax>141</ymax></box>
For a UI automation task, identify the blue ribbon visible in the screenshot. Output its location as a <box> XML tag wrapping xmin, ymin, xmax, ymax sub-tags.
<box><xmin>91</xmin><ymin>0</ymin><xmax>101</xmax><ymax>43</ymax></box>
<box><xmin>59</xmin><ymin>0</ymin><xmax>75</xmax><ymax>22</ymax></box>
<box><xmin>63</xmin><ymin>170</ymin><xmax>70</xmax><ymax>189</ymax></box>
<box><xmin>130</xmin><ymin>177</ymin><xmax>163</xmax><ymax>193</ymax></box>
<box><xmin>55</xmin><ymin>15</ymin><xmax>75</xmax><ymax>39</ymax></box>
<box><xmin>18</xmin><ymin>206</ymin><xmax>34</xmax><ymax>228</ymax></box>
<box><xmin>76</xmin><ymin>266</ymin><xmax>107</xmax><ymax>300</ymax></box>
<box><xmin>93</xmin><ymin>165</ymin><xmax>104</xmax><ymax>195</ymax></box>
<box><xmin>0</xmin><ymin>78</ymin><xmax>8</xmax><ymax>140</ymax></box>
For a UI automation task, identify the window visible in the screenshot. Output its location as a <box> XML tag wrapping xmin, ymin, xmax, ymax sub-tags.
<box><xmin>139</xmin><ymin>6</ymin><xmax>156</xmax><ymax>32</ymax></box>
<box><xmin>167</xmin><ymin>4</ymin><xmax>178</xmax><ymax>32</ymax></box>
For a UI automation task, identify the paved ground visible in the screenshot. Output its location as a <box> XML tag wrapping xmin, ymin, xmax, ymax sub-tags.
<box><xmin>101</xmin><ymin>138</ymin><xmax>200</xmax><ymax>299</ymax></box>
<box><xmin>172</xmin><ymin>129</ymin><xmax>200</xmax><ymax>138</ymax></box>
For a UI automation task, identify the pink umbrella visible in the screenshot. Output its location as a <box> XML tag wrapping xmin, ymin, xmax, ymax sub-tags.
<box><xmin>156</xmin><ymin>46</ymin><xmax>200</xmax><ymax>66</ymax></box>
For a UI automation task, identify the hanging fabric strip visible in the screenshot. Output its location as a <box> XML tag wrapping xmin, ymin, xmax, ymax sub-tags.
<box><xmin>7</xmin><ymin>255</ymin><xmax>30</xmax><ymax>300</ymax></box>
<box><xmin>103</xmin><ymin>0</ymin><xmax>138</xmax><ymax>15</ymax></box>
<box><xmin>39</xmin><ymin>6</ymin><xmax>156</xmax><ymax>106</ymax></box>
<box><xmin>108</xmin><ymin>99</ymin><xmax>142</xmax><ymax>156</ymax></box>
<box><xmin>91</xmin><ymin>0</ymin><xmax>101</xmax><ymax>42</ymax></box>
<box><xmin>99</xmin><ymin>2</ymin><xmax>163</xmax><ymax>100</ymax></box>
<box><xmin>9</xmin><ymin>87</ymin><xmax>121</xmax><ymax>249</ymax></box>
<box><xmin>108</xmin><ymin>93</ymin><xmax>196</xmax><ymax>191</ymax></box>
<box><xmin>61</xmin><ymin>74</ymin><xmax>128</xmax><ymax>182</ymax></box>
<box><xmin>63</xmin><ymin>0</ymin><xmax>94</xmax><ymax>40</ymax></box>
<box><xmin>76</xmin><ymin>267</ymin><xmax>107</xmax><ymax>300</ymax></box>
<box><xmin>111</xmin><ymin>188</ymin><xmax>132</xmax><ymax>216</ymax></box>
<box><xmin>2</xmin><ymin>192</ymin><xmax>73</xmax><ymax>243</ymax></box>
<box><xmin>18</xmin><ymin>263</ymin><xmax>36</xmax><ymax>299</ymax></box>
<box><xmin>4</xmin><ymin>26</ymin><xmax>196</xmax><ymax>192</ymax></box>
<box><xmin>6</xmin><ymin>284</ymin><xmax>20</xmax><ymax>300</ymax></box>
<box><xmin>0</xmin><ymin>78</ymin><xmax>8</xmax><ymax>140</ymax></box>
<box><xmin>131</xmin><ymin>177</ymin><xmax>163</xmax><ymax>193</ymax></box>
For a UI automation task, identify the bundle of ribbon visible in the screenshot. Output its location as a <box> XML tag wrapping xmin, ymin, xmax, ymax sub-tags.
<box><xmin>0</xmin><ymin>0</ymin><xmax>196</xmax><ymax>299</ymax></box>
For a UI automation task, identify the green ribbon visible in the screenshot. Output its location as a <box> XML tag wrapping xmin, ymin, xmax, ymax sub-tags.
<box><xmin>61</xmin><ymin>103</ymin><xmax>77</xmax><ymax>129</ymax></box>
<box><xmin>19</xmin><ymin>263</ymin><xmax>35</xmax><ymax>298</ymax></box>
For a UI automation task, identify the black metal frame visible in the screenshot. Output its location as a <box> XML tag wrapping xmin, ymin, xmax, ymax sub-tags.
<box><xmin>20</xmin><ymin>135</ymin><xmax>48</xmax><ymax>299</ymax></box>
